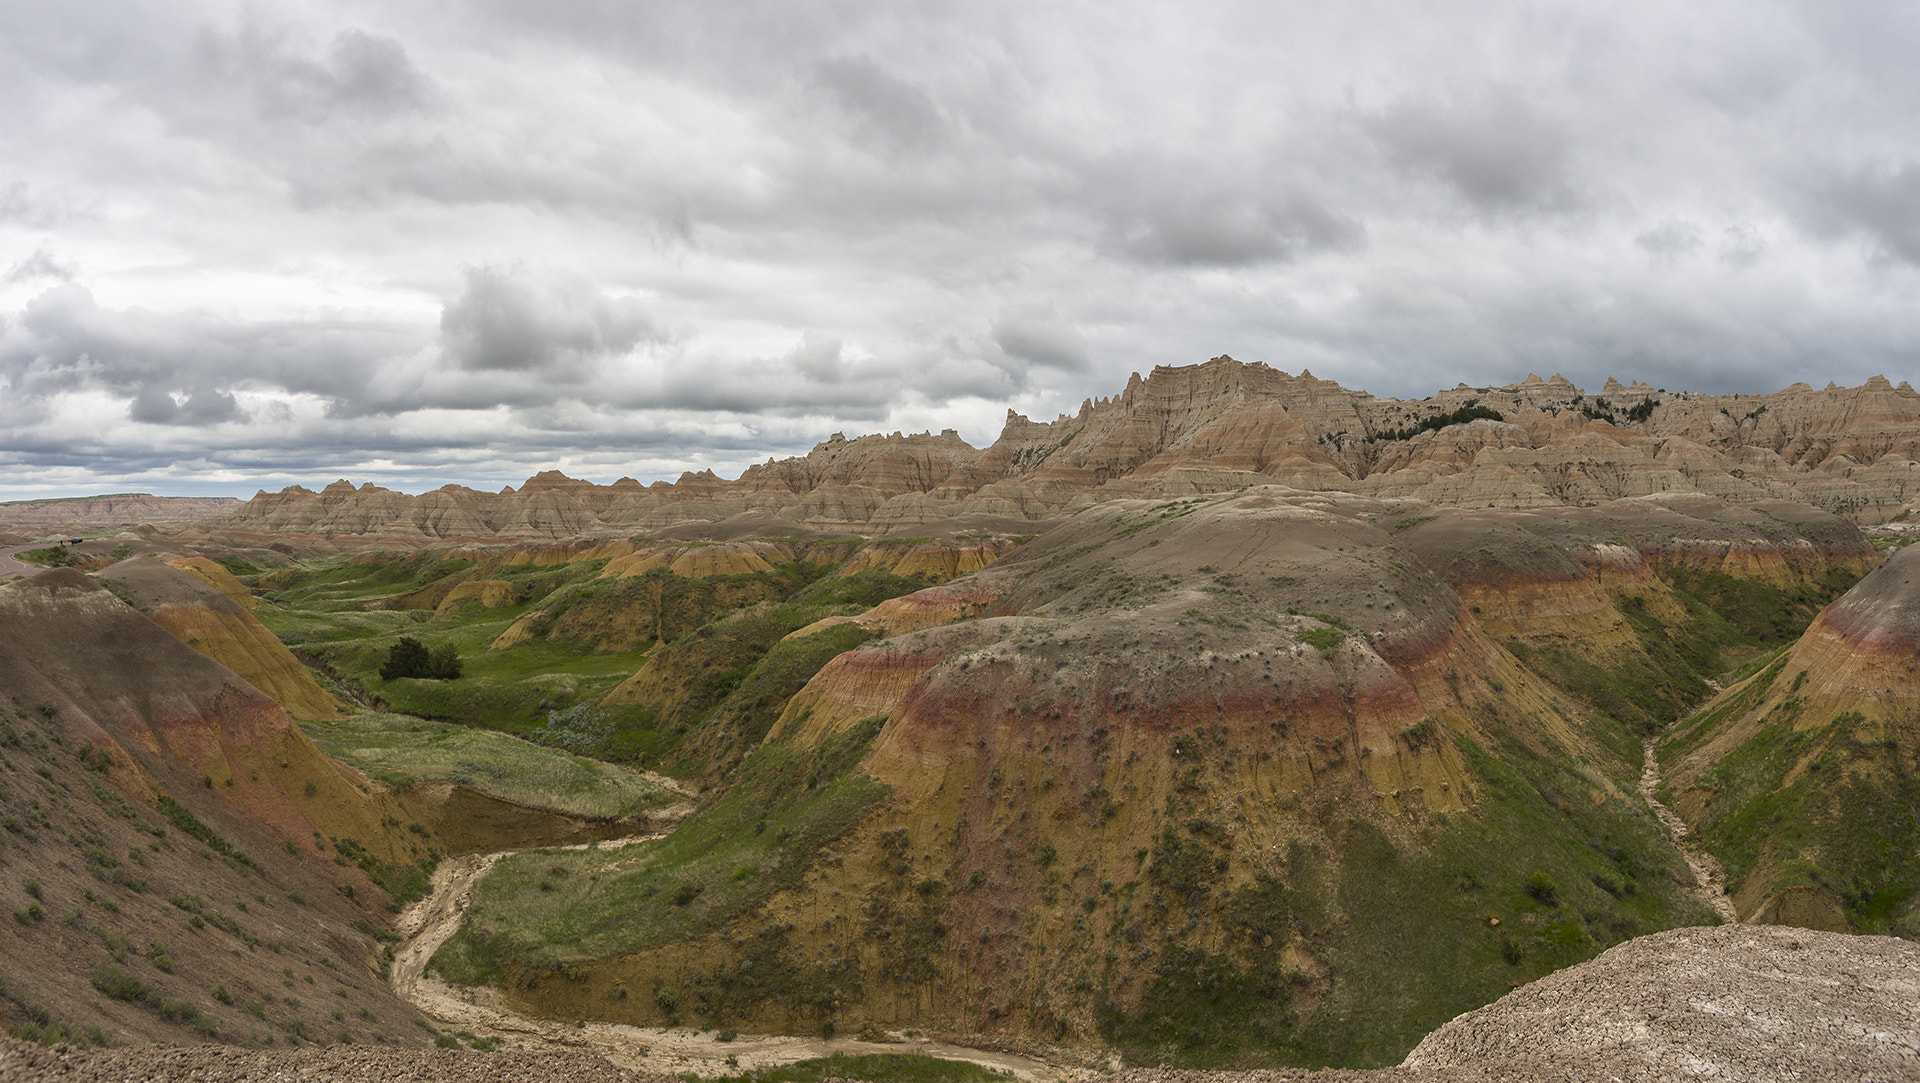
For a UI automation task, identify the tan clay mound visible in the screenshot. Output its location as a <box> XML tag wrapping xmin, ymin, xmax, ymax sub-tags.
<box><xmin>1735</xmin><ymin>539</ymin><xmax>1920</xmax><ymax>722</ymax></box>
<box><xmin>1814</xmin><ymin>539</ymin><xmax>1920</xmax><ymax>649</ymax></box>
<box><xmin>164</xmin><ymin>554</ymin><xmax>258</xmax><ymax>609</ymax></box>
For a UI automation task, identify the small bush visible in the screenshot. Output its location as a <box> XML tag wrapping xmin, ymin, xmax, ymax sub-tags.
<box><xmin>1524</xmin><ymin>871</ymin><xmax>1560</xmax><ymax>907</ymax></box>
<box><xmin>90</xmin><ymin>965</ymin><xmax>149</xmax><ymax>1001</ymax></box>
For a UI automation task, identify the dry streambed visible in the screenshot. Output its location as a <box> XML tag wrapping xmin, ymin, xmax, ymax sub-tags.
<box><xmin>1639</xmin><ymin>738</ymin><xmax>1739</xmax><ymax>925</ymax></box>
<box><xmin>390</xmin><ymin>829</ymin><xmax>1081</xmax><ymax>1081</ymax></box>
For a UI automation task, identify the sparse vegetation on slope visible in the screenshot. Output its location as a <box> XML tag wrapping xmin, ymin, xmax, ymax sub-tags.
<box><xmin>1658</xmin><ymin>545</ymin><xmax>1920</xmax><ymax>935</ymax></box>
<box><xmin>298</xmin><ymin>712</ymin><xmax>678</xmax><ymax>820</ymax></box>
<box><xmin>428</xmin><ymin>715</ymin><xmax>888</xmax><ymax>992</ymax></box>
<box><xmin>251</xmin><ymin>547</ymin><xmax>937</xmax><ymax>767</ymax></box>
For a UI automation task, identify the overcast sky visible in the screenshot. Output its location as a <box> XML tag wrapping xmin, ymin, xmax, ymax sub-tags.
<box><xmin>3</xmin><ymin>1</ymin><xmax>1918</xmax><ymax>499</ymax></box>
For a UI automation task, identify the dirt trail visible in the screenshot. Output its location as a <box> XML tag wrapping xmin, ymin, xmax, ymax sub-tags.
<box><xmin>390</xmin><ymin>832</ymin><xmax>1085</xmax><ymax>1081</ymax></box>
<box><xmin>1640</xmin><ymin>738</ymin><xmax>1739</xmax><ymax>925</ymax></box>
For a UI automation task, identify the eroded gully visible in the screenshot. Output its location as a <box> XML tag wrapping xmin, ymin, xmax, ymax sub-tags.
<box><xmin>1639</xmin><ymin>737</ymin><xmax>1739</xmax><ymax>925</ymax></box>
<box><xmin>388</xmin><ymin>808</ymin><xmax>1084</xmax><ymax>1081</ymax></box>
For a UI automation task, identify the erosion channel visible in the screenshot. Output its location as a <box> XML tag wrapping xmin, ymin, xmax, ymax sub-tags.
<box><xmin>389</xmin><ymin>818</ymin><xmax>1081</xmax><ymax>1081</ymax></box>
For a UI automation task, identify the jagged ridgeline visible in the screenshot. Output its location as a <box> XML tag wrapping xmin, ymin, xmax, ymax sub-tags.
<box><xmin>171</xmin><ymin>359</ymin><xmax>1920</xmax><ymax>554</ymax></box>
<box><xmin>406</xmin><ymin>489</ymin><xmax>1879</xmax><ymax>1068</ymax></box>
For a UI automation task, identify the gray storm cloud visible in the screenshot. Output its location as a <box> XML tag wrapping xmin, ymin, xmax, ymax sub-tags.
<box><xmin>992</xmin><ymin>305</ymin><xmax>1090</xmax><ymax>371</ymax></box>
<box><xmin>1366</xmin><ymin>89</ymin><xmax>1578</xmax><ymax>215</ymax></box>
<box><xmin>2</xmin><ymin>0</ymin><xmax>1919</xmax><ymax>496</ymax></box>
<box><xmin>439</xmin><ymin>265</ymin><xmax>663</xmax><ymax>376</ymax></box>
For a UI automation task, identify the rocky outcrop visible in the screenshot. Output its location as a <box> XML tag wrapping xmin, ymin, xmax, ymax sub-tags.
<box><xmin>1395</xmin><ymin>924</ymin><xmax>1920</xmax><ymax>1080</ymax></box>
<box><xmin>172</xmin><ymin>361</ymin><xmax>1920</xmax><ymax>552</ymax></box>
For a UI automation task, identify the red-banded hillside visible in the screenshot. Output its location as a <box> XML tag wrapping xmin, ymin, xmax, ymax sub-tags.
<box><xmin>99</xmin><ymin>556</ymin><xmax>345</xmax><ymax>721</ymax></box>
<box><xmin>434</xmin><ymin>488</ymin><xmax>1879</xmax><ymax>1068</ymax></box>
<box><xmin>0</xmin><ymin>569</ymin><xmax>424</xmax><ymax>1045</ymax></box>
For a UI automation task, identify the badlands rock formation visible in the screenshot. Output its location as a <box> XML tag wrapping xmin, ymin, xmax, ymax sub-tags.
<box><xmin>0</xmin><ymin>495</ymin><xmax>239</xmax><ymax>535</ymax></box>
<box><xmin>439</xmin><ymin>489</ymin><xmax>1880</xmax><ymax>1066</ymax></box>
<box><xmin>98</xmin><ymin>555</ymin><xmax>344</xmax><ymax>720</ymax></box>
<box><xmin>174</xmin><ymin>359</ymin><xmax>1920</xmax><ymax>551</ymax></box>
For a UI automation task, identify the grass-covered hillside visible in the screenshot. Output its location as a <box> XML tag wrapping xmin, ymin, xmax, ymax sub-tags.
<box><xmin>300</xmin><ymin>712</ymin><xmax>679</xmax><ymax>821</ymax></box>
<box><xmin>236</xmin><ymin>539</ymin><xmax>993</xmax><ymax>772</ymax></box>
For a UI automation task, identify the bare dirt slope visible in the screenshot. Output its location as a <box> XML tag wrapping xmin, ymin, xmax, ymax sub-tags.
<box><xmin>0</xmin><ymin>569</ymin><xmax>423</xmax><ymax>1047</ymax></box>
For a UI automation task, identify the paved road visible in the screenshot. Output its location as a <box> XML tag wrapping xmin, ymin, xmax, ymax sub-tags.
<box><xmin>0</xmin><ymin>544</ymin><xmax>48</xmax><ymax>581</ymax></box>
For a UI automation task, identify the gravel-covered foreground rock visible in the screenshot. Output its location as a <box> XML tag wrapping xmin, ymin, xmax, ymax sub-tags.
<box><xmin>6</xmin><ymin>925</ymin><xmax>1916</xmax><ymax>1082</ymax></box>
<box><xmin>1403</xmin><ymin>924</ymin><xmax>1920</xmax><ymax>1079</ymax></box>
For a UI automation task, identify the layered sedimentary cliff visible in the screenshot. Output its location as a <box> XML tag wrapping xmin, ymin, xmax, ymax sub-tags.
<box><xmin>174</xmin><ymin>360</ymin><xmax>1920</xmax><ymax>551</ymax></box>
<box><xmin>98</xmin><ymin>555</ymin><xmax>345</xmax><ymax>721</ymax></box>
<box><xmin>0</xmin><ymin>494</ymin><xmax>239</xmax><ymax>534</ymax></box>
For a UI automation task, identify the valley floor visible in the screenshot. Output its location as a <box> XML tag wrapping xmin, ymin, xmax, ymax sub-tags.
<box><xmin>388</xmin><ymin>833</ymin><xmax>1085</xmax><ymax>1081</ymax></box>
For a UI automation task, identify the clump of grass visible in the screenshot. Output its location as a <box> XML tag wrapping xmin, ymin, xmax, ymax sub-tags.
<box><xmin>1296</xmin><ymin>627</ymin><xmax>1345</xmax><ymax>656</ymax></box>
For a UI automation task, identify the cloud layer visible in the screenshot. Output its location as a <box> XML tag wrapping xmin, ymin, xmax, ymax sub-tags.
<box><xmin>3</xmin><ymin>0</ymin><xmax>1918</xmax><ymax>496</ymax></box>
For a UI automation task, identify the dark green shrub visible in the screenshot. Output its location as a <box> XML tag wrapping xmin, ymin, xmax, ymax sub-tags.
<box><xmin>380</xmin><ymin>637</ymin><xmax>462</xmax><ymax>680</ymax></box>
